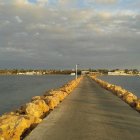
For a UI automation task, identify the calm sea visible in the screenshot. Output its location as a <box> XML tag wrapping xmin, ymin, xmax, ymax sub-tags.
<box><xmin>0</xmin><ymin>75</ymin><xmax>74</xmax><ymax>115</ymax></box>
<box><xmin>100</xmin><ymin>75</ymin><xmax>140</xmax><ymax>98</ymax></box>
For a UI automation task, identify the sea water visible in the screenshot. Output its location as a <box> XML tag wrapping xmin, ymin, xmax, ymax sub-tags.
<box><xmin>0</xmin><ymin>75</ymin><xmax>74</xmax><ymax>115</ymax></box>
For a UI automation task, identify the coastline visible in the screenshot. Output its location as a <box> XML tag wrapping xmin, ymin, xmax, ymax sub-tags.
<box><xmin>0</xmin><ymin>76</ymin><xmax>82</xmax><ymax>140</ymax></box>
<box><xmin>90</xmin><ymin>75</ymin><xmax>140</xmax><ymax>113</ymax></box>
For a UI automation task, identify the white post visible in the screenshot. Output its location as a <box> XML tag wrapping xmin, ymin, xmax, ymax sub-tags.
<box><xmin>76</xmin><ymin>64</ymin><xmax>78</xmax><ymax>79</ymax></box>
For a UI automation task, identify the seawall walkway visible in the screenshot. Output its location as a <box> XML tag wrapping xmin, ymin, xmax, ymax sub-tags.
<box><xmin>25</xmin><ymin>76</ymin><xmax>140</xmax><ymax>140</ymax></box>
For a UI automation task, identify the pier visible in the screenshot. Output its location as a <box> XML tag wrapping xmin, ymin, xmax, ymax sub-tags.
<box><xmin>25</xmin><ymin>76</ymin><xmax>140</xmax><ymax>140</ymax></box>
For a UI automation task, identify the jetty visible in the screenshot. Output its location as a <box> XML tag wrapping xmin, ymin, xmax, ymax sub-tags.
<box><xmin>25</xmin><ymin>76</ymin><xmax>140</xmax><ymax>140</ymax></box>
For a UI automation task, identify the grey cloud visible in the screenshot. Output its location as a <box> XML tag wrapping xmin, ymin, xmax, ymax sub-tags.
<box><xmin>15</xmin><ymin>16</ymin><xmax>23</xmax><ymax>23</ymax></box>
<box><xmin>87</xmin><ymin>0</ymin><xmax>118</xmax><ymax>5</ymax></box>
<box><xmin>0</xmin><ymin>2</ymin><xmax>140</xmax><ymax>69</ymax></box>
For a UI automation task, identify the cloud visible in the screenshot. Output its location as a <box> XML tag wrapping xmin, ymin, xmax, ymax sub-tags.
<box><xmin>0</xmin><ymin>0</ymin><xmax>48</xmax><ymax>7</ymax></box>
<box><xmin>94</xmin><ymin>0</ymin><xmax>117</xmax><ymax>4</ymax></box>
<box><xmin>59</xmin><ymin>0</ymin><xmax>76</xmax><ymax>4</ymax></box>
<box><xmin>98</xmin><ymin>11</ymin><xmax>112</xmax><ymax>19</ymax></box>
<box><xmin>0</xmin><ymin>0</ymin><xmax>140</xmax><ymax>69</ymax></box>
<box><xmin>86</xmin><ymin>0</ymin><xmax>118</xmax><ymax>5</ymax></box>
<box><xmin>36</xmin><ymin>0</ymin><xmax>48</xmax><ymax>6</ymax></box>
<box><xmin>59</xmin><ymin>0</ymin><xmax>118</xmax><ymax>6</ymax></box>
<box><xmin>0</xmin><ymin>20</ymin><xmax>10</xmax><ymax>28</ymax></box>
<box><xmin>0</xmin><ymin>47</ymin><xmax>26</xmax><ymax>53</ymax></box>
<box><xmin>15</xmin><ymin>16</ymin><xmax>23</xmax><ymax>23</ymax></box>
<box><xmin>13</xmin><ymin>0</ymin><xmax>30</xmax><ymax>5</ymax></box>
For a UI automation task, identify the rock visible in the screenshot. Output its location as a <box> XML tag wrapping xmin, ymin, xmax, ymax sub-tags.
<box><xmin>31</xmin><ymin>96</ymin><xmax>42</xmax><ymax>101</ymax></box>
<box><xmin>44</xmin><ymin>96</ymin><xmax>60</xmax><ymax>110</ymax></box>
<box><xmin>104</xmin><ymin>83</ymin><xmax>111</xmax><ymax>90</ymax></box>
<box><xmin>101</xmin><ymin>81</ymin><xmax>108</xmax><ymax>88</ymax></box>
<box><xmin>123</xmin><ymin>92</ymin><xmax>137</xmax><ymax>104</ymax></box>
<box><xmin>116</xmin><ymin>88</ymin><xmax>127</xmax><ymax>98</ymax></box>
<box><xmin>62</xmin><ymin>85</ymin><xmax>73</xmax><ymax>94</ymax></box>
<box><xmin>49</xmin><ymin>90</ymin><xmax>68</xmax><ymax>102</ymax></box>
<box><xmin>114</xmin><ymin>86</ymin><xmax>122</xmax><ymax>93</ymax></box>
<box><xmin>135</xmin><ymin>99</ymin><xmax>140</xmax><ymax>111</ymax></box>
<box><xmin>109</xmin><ymin>85</ymin><xmax>116</xmax><ymax>92</ymax></box>
<box><xmin>0</xmin><ymin>114</ymin><xmax>39</xmax><ymax>140</ymax></box>
<box><xmin>22</xmin><ymin>100</ymin><xmax>49</xmax><ymax>118</ymax></box>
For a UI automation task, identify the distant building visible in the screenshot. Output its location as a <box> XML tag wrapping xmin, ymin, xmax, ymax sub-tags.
<box><xmin>17</xmin><ymin>71</ymin><xmax>43</xmax><ymax>75</ymax></box>
<box><xmin>81</xmin><ymin>71</ymin><xmax>89</xmax><ymax>75</ymax></box>
<box><xmin>17</xmin><ymin>72</ymin><xmax>25</xmax><ymax>75</ymax></box>
<box><xmin>108</xmin><ymin>70</ymin><xmax>126</xmax><ymax>75</ymax></box>
<box><xmin>25</xmin><ymin>72</ymin><xmax>36</xmax><ymax>75</ymax></box>
<box><xmin>70</xmin><ymin>73</ymin><xmax>76</xmax><ymax>76</ymax></box>
<box><xmin>89</xmin><ymin>72</ymin><xmax>101</xmax><ymax>75</ymax></box>
<box><xmin>127</xmin><ymin>71</ymin><xmax>133</xmax><ymax>75</ymax></box>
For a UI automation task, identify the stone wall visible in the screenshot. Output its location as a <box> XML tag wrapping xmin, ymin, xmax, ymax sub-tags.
<box><xmin>90</xmin><ymin>75</ymin><xmax>140</xmax><ymax>113</ymax></box>
<box><xmin>0</xmin><ymin>77</ymin><xmax>82</xmax><ymax>140</ymax></box>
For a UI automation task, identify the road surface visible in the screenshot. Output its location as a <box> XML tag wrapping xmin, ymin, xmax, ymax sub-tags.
<box><xmin>25</xmin><ymin>76</ymin><xmax>140</xmax><ymax>140</ymax></box>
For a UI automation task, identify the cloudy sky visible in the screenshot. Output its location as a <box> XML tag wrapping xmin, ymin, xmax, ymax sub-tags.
<box><xmin>0</xmin><ymin>0</ymin><xmax>140</xmax><ymax>69</ymax></box>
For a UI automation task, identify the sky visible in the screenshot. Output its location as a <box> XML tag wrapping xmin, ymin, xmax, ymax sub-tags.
<box><xmin>0</xmin><ymin>0</ymin><xmax>140</xmax><ymax>69</ymax></box>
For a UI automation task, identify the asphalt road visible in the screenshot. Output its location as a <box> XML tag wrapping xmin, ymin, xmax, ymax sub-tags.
<box><xmin>25</xmin><ymin>76</ymin><xmax>140</xmax><ymax>140</ymax></box>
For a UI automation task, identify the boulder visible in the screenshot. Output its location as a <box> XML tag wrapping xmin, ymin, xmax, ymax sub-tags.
<box><xmin>109</xmin><ymin>85</ymin><xmax>116</xmax><ymax>92</ymax></box>
<box><xmin>101</xmin><ymin>81</ymin><xmax>108</xmax><ymax>88</ymax></box>
<box><xmin>49</xmin><ymin>90</ymin><xmax>68</xmax><ymax>102</ymax></box>
<box><xmin>123</xmin><ymin>92</ymin><xmax>137</xmax><ymax>104</ymax></box>
<box><xmin>44</xmin><ymin>96</ymin><xmax>60</xmax><ymax>110</ymax></box>
<box><xmin>135</xmin><ymin>99</ymin><xmax>140</xmax><ymax>111</ymax></box>
<box><xmin>61</xmin><ymin>86</ymin><xmax>73</xmax><ymax>94</ymax></box>
<box><xmin>22</xmin><ymin>100</ymin><xmax>49</xmax><ymax>118</ymax></box>
<box><xmin>115</xmin><ymin>88</ymin><xmax>127</xmax><ymax>97</ymax></box>
<box><xmin>0</xmin><ymin>113</ymin><xmax>39</xmax><ymax>140</ymax></box>
<box><xmin>114</xmin><ymin>86</ymin><xmax>122</xmax><ymax>93</ymax></box>
<box><xmin>104</xmin><ymin>83</ymin><xmax>111</xmax><ymax>90</ymax></box>
<box><xmin>31</xmin><ymin>96</ymin><xmax>42</xmax><ymax>101</ymax></box>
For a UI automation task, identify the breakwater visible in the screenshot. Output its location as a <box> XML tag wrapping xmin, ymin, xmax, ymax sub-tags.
<box><xmin>0</xmin><ymin>77</ymin><xmax>82</xmax><ymax>140</ymax></box>
<box><xmin>90</xmin><ymin>75</ymin><xmax>140</xmax><ymax>113</ymax></box>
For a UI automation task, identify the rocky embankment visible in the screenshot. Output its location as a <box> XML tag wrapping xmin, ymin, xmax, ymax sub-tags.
<box><xmin>0</xmin><ymin>77</ymin><xmax>82</xmax><ymax>140</ymax></box>
<box><xmin>90</xmin><ymin>75</ymin><xmax>140</xmax><ymax>113</ymax></box>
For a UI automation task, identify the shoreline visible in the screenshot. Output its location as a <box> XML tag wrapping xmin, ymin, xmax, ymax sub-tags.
<box><xmin>0</xmin><ymin>76</ymin><xmax>82</xmax><ymax>140</ymax></box>
<box><xmin>90</xmin><ymin>75</ymin><xmax>140</xmax><ymax>113</ymax></box>
<box><xmin>0</xmin><ymin>74</ymin><xmax>75</xmax><ymax>76</ymax></box>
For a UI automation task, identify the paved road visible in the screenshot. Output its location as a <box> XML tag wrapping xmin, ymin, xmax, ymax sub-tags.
<box><xmin>25</xmin><ymin>76</ymin><xmax>140</xmax><ymax>140</ymax></box>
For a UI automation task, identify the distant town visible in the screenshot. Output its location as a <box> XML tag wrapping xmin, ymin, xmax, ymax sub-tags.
<box><xmin>0</xmin><ymin>69</ymin><xmax>140</xmax><ymax>76</ymax></box>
